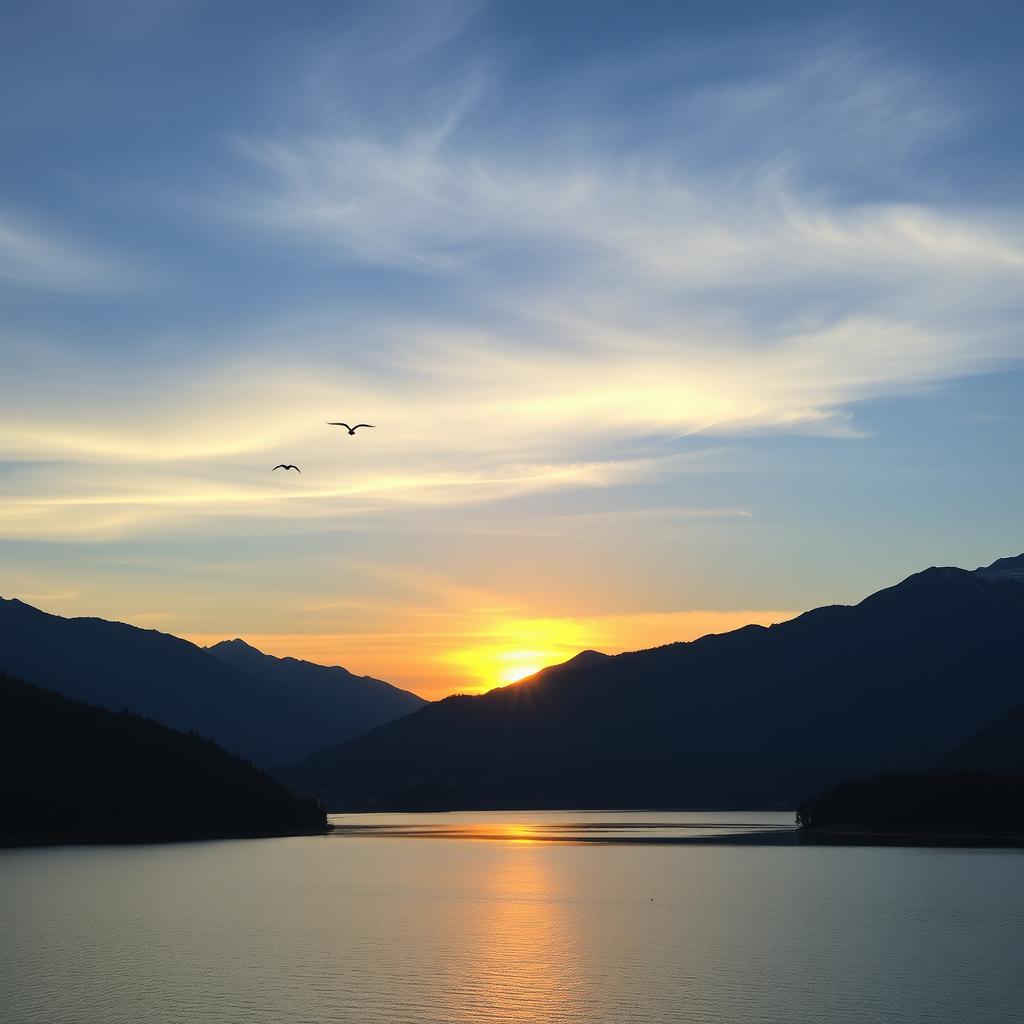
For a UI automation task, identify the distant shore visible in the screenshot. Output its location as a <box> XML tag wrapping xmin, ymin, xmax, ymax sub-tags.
<box><xmin>326</xmin><ymin>817</ymin><xmax>1024</xmax><ymax>849</ymax></box>
<box><xmin>6</xmin><ymin>822</ymin><xmax>1023</xmax><ymax>851</ymax></box>
<box><xmin>798</xmin><ymin>826</ymin><xmax>1024</xmax><ymax>849</ymax></box>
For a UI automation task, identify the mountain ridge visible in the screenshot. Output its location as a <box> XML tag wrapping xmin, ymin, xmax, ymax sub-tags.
<box><xmin>205</xmin><ymin>637</ymin><xmax>425</xmax><ymax>744</ymax></box>
<box><xmin>206</xmin><ymin>637</ymin><xmax>410</xmax><ymax>693</ymax></box>
<box><xmin>282</xmin><ymin>553</ymin><xmax>1024</xmax><ymax>810</ymax></box>
<box><xmin>0</xmin><ymin>597</ymin><xmax>424</xmax><ymax>767</ymax></box>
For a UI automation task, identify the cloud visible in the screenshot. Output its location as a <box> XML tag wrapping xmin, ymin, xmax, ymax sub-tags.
<box><xmin>0</xmin><ymin>443</ymin><xmax>730</xmax><ymax>541</ymax></box>
<box><xmin>221</xmin><ymin>35</ymin><xmax>1002</xmax><ymax>288</ymax></box>
<box><xmin>212</xmin><ymin>32</ymin><xmax>1024</xmax><ymax>438</ymax></box>
<box><xmin>3</xmin><ymin>21</ymin><xmax>1023</xmax><ymax>546</ymax></box>
<box><xmin>0</xmin><ymin>212</ymin><xmax>149</xmax><ymax>292</ymax></box>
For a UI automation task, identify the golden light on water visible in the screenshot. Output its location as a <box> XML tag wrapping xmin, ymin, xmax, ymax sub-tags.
<box><xmin>465</xmin><ymin>847</ymin><xmax>584</xmax><ymax>1018</ymax></box>
<box><xmin>494</xmin><ymin>823</ymin><xmax>539</xmax><ymax>844</ymax></box>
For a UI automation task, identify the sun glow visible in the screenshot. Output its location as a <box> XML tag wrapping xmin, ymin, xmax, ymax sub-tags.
<box><xmin>444</xmin><ymin>622</ymin><xmax>589</xmax><ymax>693</ymax></box>
<box><xmin>438</xmin><ymin>609</ymin><xmax>796</xmax><ymax>696</ymax></box>
<box><xmin>496</xmin><ymin>651</ymin><xmax>551</xmax><ymax>684</ymax></box>
<box><xmin>184</xmin><ymin>610</ymin><xmax>797</xmax><ymax>701</ymax></box>
<box><xmin>447</xmin><ymin>647</ymin><xmax>564</xmax><ymax>692</ymax></box>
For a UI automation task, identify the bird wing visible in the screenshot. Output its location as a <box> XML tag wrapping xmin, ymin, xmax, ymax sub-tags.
<box><xmin>327</xmin><ymin>422</ymin><xmax>351</xmax><ymax>429</ymax></box>
<box><xmin>273</xmin><ymin>464</ymin><xmax>286</xmax><ymax>470</ymax></box>
<box><xmin>352</xmin><ymin>424</ymin><xmax>375</xmax><ymax>430</ymax></box>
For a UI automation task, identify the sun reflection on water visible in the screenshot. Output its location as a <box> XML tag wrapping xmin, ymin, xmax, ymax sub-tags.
<box><xmin>490</xmin><ymin>823</ymin><xmax>536</xmax><ymax>844</ymax></box>
<box><xmin>462</xmin><ymin>845</ymin><xmax>585</xmax><ymax>1022</ymax></box>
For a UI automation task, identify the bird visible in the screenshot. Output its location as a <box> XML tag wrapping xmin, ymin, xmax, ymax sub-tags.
<box><xmin>272</xmin><ymin>464</ymin><xmax>301</xmax><ymax>472</ymax></box>
<box><xmin>327</xmin><ymin>422</ymin><xmax>375</xmax><ymax>435</ymax></box>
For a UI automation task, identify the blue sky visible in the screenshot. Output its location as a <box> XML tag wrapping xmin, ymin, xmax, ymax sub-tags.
<box><xmin>2</xmin><ymin>0</ymin><xmax>1022</xmax><ymax>696</ymax></box>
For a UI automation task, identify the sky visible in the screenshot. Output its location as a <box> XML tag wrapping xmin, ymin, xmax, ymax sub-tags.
<box><xmin>2</xmin><ymin>0</ymin><xmax>1023</xmax><ymax>699</ymax></box>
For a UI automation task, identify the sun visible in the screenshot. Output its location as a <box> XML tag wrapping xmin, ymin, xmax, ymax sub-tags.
<box><xmin>496</xmin><ymin>651</ymin><xmax>548</xmax><ymax>684</ymax></box>
<box><xmin>444</xmin><ymin>618</ymin><xmax>592</xmax><ymax>693</ymax></box>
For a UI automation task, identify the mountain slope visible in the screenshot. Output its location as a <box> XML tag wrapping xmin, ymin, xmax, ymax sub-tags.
<box><xmin>0</xmin><ymin>598</ymin><xmax>423</xmax><ymax>767</ymax></box>
<box><xmin>476</xmin><ymin>650</ymin><xmax>612</xmax><ymax>695</ymax></box>
<box><xmin>793</xmin><ymin>700</ymin><xmax>1024</xmax><ymax>840</ymax></box>
<box><xmin>284</xmin><ymin>555</ymin><xmax>1024</xmax><ymax>810</ymax></box>
<box><xmin>795</xmin><ymin>773</ymin><xmax>1024</xmax><ymax>839</ymax></box>
<box><xmin>206</xmin><ymin>638</ymin><xmax>424</xmax><ymax>746</ymax></box>
<box><xmin>521</xmin><ymin>649</ymin><xmax>611</xmax><ymax>682</ymax></box>
<box><xmin>0</xmin><ymin>673</ymin><xmax>326</xmax><ymax>845</ymax></box>
<box><xmin>935</xmin><ymin>704</ymin><xmax>1024</xmax><ymax>776</ymax></box>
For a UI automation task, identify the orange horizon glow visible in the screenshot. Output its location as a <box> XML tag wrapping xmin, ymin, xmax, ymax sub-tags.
<box><xmin>183</xmin><ymin>607</ymin><xmax>798</xmax><ymax>701</ymax></box>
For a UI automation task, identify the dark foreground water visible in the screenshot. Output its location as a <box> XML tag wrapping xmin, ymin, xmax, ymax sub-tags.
<box><xmin>2</xmin><ymin>811</ymin><xmax>1022</xmax><ymax>1024</ymax></box>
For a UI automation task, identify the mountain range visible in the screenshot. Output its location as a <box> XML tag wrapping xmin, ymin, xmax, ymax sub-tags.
<box><xmin>0</xmin><ymin>598</ymin><xmax>424</xmax><ymax>767</ymax></box>
<box><xmin>3</xmin><ymin>553</ymin><xmax>1022</xmax><ymax>813</ymax></box>
<box><xmin>283</xmin><ymin>554</ymin><xmax>1024</xmax><ymax>810</ymax></box>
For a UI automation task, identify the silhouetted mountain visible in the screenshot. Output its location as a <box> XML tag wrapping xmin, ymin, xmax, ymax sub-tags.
<box><xmin>206</xmin><ymin>638</ymin><xmax>424</xmax><ymax>745</ymax></box>
<box><xmin>0</xmin><ymin>672</ymin><xmax>326</xmax><ymax>846</ymax></box>
<box><xmin>0</xmin><ymin>598</ymin><xmax>423</xmax><ymax>767</ymax></box>
<box><xmin>796</xmin><ymin>688</ymin><xmax>1024</xmax><ymax>840</ymax></box>
<box><xmin>795</xmin><ymin>774</ymin><xmax>1024</xmax><ymax>840</ymax></box>
<box><xmin>486</xmin><ymin>649</ymin><xmax>610</xmax><ymax>692</ymax></box>
<box><xmin>283</xmin><ymin>554</ymin><xmax>1024</xmax><ymax>810</ymax></box>
<box><xmin>935</xmin><ymin>704</ymin><xmax>1024</xmax><ymax>776</ymax></box>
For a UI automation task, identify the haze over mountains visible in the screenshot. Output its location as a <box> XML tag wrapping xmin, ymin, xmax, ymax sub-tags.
<box><xmin>285</xmin><ymin>554</ymin><xmax>1024</xmax><ymax>810</ymax></box>
<box><xmin>0</xmin><ymin>598</ymin><xmax>423</xmax><ymax>767</ymax></box>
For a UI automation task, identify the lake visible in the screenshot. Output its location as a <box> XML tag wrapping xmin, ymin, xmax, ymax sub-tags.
<box><xmin>2</xmin><ymin>811</ymin><xmax>1022</xmax><ymax>1023</ymax></box>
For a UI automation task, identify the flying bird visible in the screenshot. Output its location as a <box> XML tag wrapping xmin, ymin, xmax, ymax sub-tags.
<box><xmin>272</xmin><ymin>464</ymin><xmax>301</xmax><ymax>472</ymax></box>
<box><xmin>327</xmin><ymin>422</ymin><xmax>375</xmax><ymax>435</ymax></box>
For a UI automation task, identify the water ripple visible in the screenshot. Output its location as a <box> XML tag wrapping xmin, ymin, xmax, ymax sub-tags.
<box><xmin>2</xmin><ymin>812</ymin><xmax>1022</xmax><ymax>1024</ymax></box>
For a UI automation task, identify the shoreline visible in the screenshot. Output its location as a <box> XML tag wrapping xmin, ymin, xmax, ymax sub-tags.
<box><xmin>6</xmin><ymin>819</ymin><xmax>1023</xmax><ymax>852</ymax></box>
<box><xmin>0</xmin><ymin>824</ymin><xmax>334</xmax><ymax>850</ymax></box>
<box><xmin>799</xmin><ymin>826</ymin><xmax>1024</xmax><ymax>849</ymax></box>
<box><xmin>327</xmin><ymin>818</ymin><xmax>1024</xmax><ymax>850</ymax></box>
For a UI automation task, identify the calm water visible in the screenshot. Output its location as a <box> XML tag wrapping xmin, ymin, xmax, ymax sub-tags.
<box><xmin>2</xmin><ymin>811</ymin><xmax>1022</xmax><ymax>1024</ymax></box>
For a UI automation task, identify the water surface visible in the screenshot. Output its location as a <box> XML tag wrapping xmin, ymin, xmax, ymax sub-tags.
<box><xmin>328</xmin><ymin>808</ymin><xmax>797</xmax><ymax>843</ymax></box>
<box><xmin>2</xmin><ymin>810</ymin><xmax>1022</xmax><ymax>1024</ymax></box>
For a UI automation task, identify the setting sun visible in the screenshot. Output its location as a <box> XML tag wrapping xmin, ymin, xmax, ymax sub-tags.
<box><xmin>441</xmin><ymin>618</ymin><xmax>592</xmax><ymax>693</ymax></box>
<box><xmin>445</xmin><ymin>644</ymin><xmax>566</xmax><ymax>692</ymax></box>
<box><xmin>495</xmin><ymin>651</ymin><xmax>549</xmax><ymax>684</ymax></box>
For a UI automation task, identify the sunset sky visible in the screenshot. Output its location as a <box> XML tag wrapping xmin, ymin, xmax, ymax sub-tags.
<box><xmin>2</xmin><ymin>0</ymin><xmax>1023</xmax><ymax>699</ymax></box>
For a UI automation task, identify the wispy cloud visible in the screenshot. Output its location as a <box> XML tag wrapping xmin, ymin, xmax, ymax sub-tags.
<box><xmin>0</xmin><ymin>212</ymin><xmax>150</xmax><ymax>292</ymax></box>
<box><xmin>5</xmin><ymin>31</ymin><xmax>1023</xmax><ymax>540</ymax></box>
<box><xmin>211</xmin><ymin>31</ymin><xmax>1024</xmax><ymax>445</ymax></box>
<box><xmin>0</xmin><ymin>444</ymin><xmax>728</xmax><ymax>540</ymax></box>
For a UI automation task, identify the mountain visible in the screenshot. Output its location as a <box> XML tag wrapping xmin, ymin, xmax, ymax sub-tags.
<box><xmin>525</xmin><ymin>649</ymin><xmax>611</xmax><ymax>681</ymax></box>
<box><xmin>0</xmin><ymin>672</ymin><xmax>326</xmax><ymax>846</ymax></box>
<box><xmin>0</xmin><ymin>598</ymin><xmax>424</xmax><ymax>767</ymax></box>
<box><xmin>206</xmin><ymin>638</ymin><xmax>424</xmax><ymax>746</ymax></box>
<box><xmin>283</xmin><ymin>554</ymin><xmax>1024</xmax><ymax>810</ymax></box>
<box><xmin>795</xmin><ymin>704</ymin><xmax>1024</xmax><ymax>841</ymax></box>
<box><xmin>935</xmin><ymin>704</ymin><xmax>1024</xmax><ymax>776</ymax></box>
<box><xmin>478</xmin><ymin>650</ymin><xmax>611</xmax><ymax>694</ymax></box>
<box><xmin>795</xmin><ymin>773</ymin><xmax>1024</xmax><ymax>840</ymax></box>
